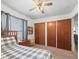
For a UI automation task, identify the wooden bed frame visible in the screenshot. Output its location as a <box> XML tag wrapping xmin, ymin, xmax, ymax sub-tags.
<box><xmin>1</xmin><ymin>30</ymin><xmax>18</xmax><ymax>42</ymax></box>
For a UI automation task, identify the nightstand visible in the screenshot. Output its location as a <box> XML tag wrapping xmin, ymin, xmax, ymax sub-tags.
<box><xmin>18</xmin><ymin>40</ymin><xmax>31</xmax><ymax>46</ymax></box>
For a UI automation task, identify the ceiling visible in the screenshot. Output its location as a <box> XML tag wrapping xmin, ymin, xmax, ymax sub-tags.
<box><xmin>1</xmin><ymin>0</ymin><xmax>78</xmax><ymax>19</ymax></box>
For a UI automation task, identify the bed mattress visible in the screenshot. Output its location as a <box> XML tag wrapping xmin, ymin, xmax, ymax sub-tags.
<box><xmin>1</xmin><ymin>37</ymin><xmax>53</xmax><ymax>59</ymax></box>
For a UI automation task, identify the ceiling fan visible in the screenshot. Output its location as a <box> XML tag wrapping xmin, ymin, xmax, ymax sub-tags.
<box><xmin>29</xmin><ymin>0</ymin><xmax>53</xmax><ymax>14</ymax></box>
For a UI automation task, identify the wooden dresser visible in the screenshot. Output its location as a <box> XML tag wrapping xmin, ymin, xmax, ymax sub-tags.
<box><xmin>18</xmin><ymin>40</ymin><xmax>31</xmax><ymax>46</ymax></box>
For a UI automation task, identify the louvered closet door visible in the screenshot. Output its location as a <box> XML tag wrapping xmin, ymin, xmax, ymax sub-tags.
<box><xmin>57</xmin><ymin>19</ymin><xmax>71</xmax><ymax>50</ymax></box>
<box><xmin>35</xmin><ymin>23</ymin><xmax>45</xmax><ymax>45</ymax></box>
<box><xmin>47</xmin><ymin>21</ymin><xmax>56</xmax><ymax>47</ymax></box>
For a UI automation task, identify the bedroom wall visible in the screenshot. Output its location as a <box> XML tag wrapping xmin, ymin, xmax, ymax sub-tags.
<box><xmin>28</xmin><ymin>18</ymin><xmax>74</xmax><ymax>51</ymax></box>
<box><xmin>28</xmin><ymin>14</ymin><xmax>72</xmax><ymax>40</ymax></box>
<box><xmin>1</xmin><ymin>3</ymin><xmax>31</xmax><ymax>20</ymax></box>
<box><xmin>27</xmin><ymin>20</ymin><xmax>34</xmax><ymax>40</ymax></box>
<box><xmin>28</xmin><ymin>14</ymin><xmax>77</xmax><ymax>52</ymax></box>
<box><xmin>28</xmin><ymin>14</ymin><xmax>72</xmax><ymax>47</ymax></box>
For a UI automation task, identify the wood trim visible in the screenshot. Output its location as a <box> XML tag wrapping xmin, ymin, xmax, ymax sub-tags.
<box><xmin>1</xmin><ymin>30</ymin><xmax>18</xmax><ymax>42</ymax></box>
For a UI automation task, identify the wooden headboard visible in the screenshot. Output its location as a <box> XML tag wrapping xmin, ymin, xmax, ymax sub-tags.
<box><xmin>1</xmin><ymin>30</ymin><xmax>18</xmax><ymax>42</ymax></box>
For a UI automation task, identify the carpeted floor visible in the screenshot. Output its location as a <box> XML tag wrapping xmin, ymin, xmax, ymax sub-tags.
<box><xmin>32</xmin><ymin>44</ymin><xmax>78</xmax><ymax>59</ymax></box>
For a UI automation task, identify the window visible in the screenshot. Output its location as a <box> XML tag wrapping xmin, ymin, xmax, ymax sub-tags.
<box><xmin>1</xmin><ymin>11</ymin><xmax>27</xmax><ymax>41</ymax></box>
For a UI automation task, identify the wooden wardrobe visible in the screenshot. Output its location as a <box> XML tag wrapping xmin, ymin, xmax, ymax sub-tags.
<box><xmin>35</xmin><ymin>23</ymin><xmax>45</xmax><ymax>45</ymax></box>
<box><xmin>34</xmin><ymin>19</ymin><xmax>71</xmax><ymax>50</ymax></box>
<box><xmin>47</xmin><ymin>19</ymin><xmax>71</xmax><ymax>50</ymax></box>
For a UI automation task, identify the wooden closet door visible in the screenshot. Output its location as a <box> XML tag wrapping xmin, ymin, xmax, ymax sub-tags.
<box><xmin>38</xmin><ymin>23</ymin><xmax>45</xmax><ymax>45</ymax></box>
<box><xmin>57</xmin><ymin>19</ymin><xmax>71</xmax><ymax>50</ymax></box>
<box><xmin>47</xmin><ymin>21</ymin><xmax>56</xmax><ymax>47</ymax></box>
<box><xmin>35</xmin><ymin>23</ymin><xmax>45</xmax><ymax>45</ymax></box>
<box><xmin>35</xmin><ymin>24</ymin><xmax>39</xmax><ymax>44</ymax></box>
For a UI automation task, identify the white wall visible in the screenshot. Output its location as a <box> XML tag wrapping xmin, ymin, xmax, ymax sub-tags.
<box><xmin>27</xmin><ymin>20</ymin><xmax>34</xmax><ymax>40</ymax></box>
<box><xmin>1</xmin><ymin>3</ymin><xmax>31</xmax><ymax>20</ymax></box>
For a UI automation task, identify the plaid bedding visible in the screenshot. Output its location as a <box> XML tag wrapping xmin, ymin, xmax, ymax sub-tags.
<box><xmin>1</xmin><ymin>37</ymin><xmax>53</xmax><ymax>59</ymax></box>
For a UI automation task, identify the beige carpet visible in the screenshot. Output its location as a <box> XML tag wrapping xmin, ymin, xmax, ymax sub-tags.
<box><xmin>32</xmin><ymin>44</ymin><xmax>78</xmax><ymax>59</ymax></box>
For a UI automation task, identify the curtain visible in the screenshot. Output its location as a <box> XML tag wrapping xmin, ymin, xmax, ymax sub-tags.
<box><xmin>24</xmin><ymin>21</ymin><xmax>27</xmax><ymax>39</ymax></box>
<box><xmin>1</xmin><ymin>12</ymin><xmax>7</xmax><ymax>30</ymax></box>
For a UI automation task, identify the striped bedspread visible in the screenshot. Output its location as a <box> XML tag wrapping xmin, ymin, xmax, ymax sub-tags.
<box><xmin>1</xmin><ymin>37</ymin><xmax>53</xmax><ymax>59</ymax></box>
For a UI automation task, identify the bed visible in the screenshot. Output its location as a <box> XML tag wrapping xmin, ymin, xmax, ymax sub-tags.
<box><xmin>1</xmin><ymin>31</ymin><xmax>53</xmax><ymax>59</ymax></box>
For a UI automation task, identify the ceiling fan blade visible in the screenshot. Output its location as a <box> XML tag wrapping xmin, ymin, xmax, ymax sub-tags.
<box><xmin>29</xmin><ymin>6</ymin><xmax>38</xmax><ymax>11</ymax></box>
<box><xmin>43</xmin><ymin>2</ymin><xmax>52</xmax><ymax>6</ymax></box>
<box><xmin>39</xmin><ymin>7</ymin><xmax>45</xmax><ymax>14</ymax></box>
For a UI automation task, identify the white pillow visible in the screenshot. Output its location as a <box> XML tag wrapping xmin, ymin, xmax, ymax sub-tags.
<box><xmin>1</xmin><ymin>36</ymin><xmax>16</xmax><ymax>47</ymax></box>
